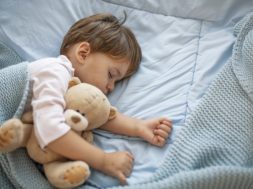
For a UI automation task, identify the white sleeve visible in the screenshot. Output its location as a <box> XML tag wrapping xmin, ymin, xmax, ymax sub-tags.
<box><xmin>31</xmin><ymin>63</ymin><xmax>71</xmax><ymax>149</ymax></box>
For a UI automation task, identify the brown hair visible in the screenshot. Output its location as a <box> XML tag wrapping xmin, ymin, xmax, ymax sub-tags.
<box><xmin>60</xmin><ymin>13</ymin><xmax>142</xmax><ymax>78</ymax></box>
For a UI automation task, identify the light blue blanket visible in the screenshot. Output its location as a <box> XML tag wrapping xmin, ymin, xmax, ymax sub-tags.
<box><xmin>110</xmin><ymin>13</ymin><xmax>253</xmax><ymax>189</ymax></box>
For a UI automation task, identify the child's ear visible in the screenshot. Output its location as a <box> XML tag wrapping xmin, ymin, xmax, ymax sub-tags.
<box><xmin>76</xmin><ymin>42</ymin><xmax>90</xmax><ymax>64</ymax></box>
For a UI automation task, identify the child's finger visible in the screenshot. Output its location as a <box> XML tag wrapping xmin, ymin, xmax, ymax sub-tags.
<box><xmin>126</xmin><ymin>159</ymin><xmax>134</xmax><ymax>173</ymax></box>
<box><xmin>118</xmin><ymin>172</ymin><xmax>127</xmax><ymax>185</ymax></box>
<box><xmin>124</xmin><ymin>165</ymin><xmax>132</xmax><ymax>177</ymax></box>
<box><xmin>157</xmin><ymin>124</ymin><xmax>172</xmax><ymax>133</ymax></box>
<box><xmin>159</xmin><ymin>118</ymin><xmax>172</xmax><ymax>124</ymax></box>
<box><xmin>154</xmin><ymin>129</ymin><xmax>169</xmax><ymax>138</ymax></box>
<box><xmin>126</xmin><ymin>152</ymin><xmax>134</xmax><ymax>160</ymax></box>
<box><xmin>161</xmin><ymin>120</ymin><xmax>172</xmax><ymax>127</ymax></box>
<box><xmin>157</xmin><ymin>136</ymin><xmax>165</xmax><ymax>146</ymax></box>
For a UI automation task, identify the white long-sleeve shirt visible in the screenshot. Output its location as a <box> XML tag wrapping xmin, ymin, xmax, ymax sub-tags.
<box><xmin>28</xmin><ymin>55</ymin><xmax>74</xmax><ymax>148</ymax></box>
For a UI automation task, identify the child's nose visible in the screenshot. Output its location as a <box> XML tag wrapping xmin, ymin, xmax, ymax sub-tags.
<box><xmin>107</xmin><ymin>82</ymin><xmax>115</xmax><ymax>93</ymax></box>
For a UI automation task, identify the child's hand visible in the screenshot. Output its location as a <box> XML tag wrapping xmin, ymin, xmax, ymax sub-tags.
<box><xmin>102</xmin><ymin>151</ymin><xmax>134</xmax><ymax>185</ymax></box>
<box><xmin>137</xmin><ymin>118</ymin><xmax>172</xmax><ymax>147</ymax></box>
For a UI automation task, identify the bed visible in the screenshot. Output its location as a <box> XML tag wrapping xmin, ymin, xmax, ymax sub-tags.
<box><xmin>1</xmin><ymin>0</ymin><xmax>253</xmax><ymax>188</ymax></box>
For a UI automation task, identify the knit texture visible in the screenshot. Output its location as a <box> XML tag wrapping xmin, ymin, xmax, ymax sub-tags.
<box><xmin>0</xmin><ymin>61</ymin><xmax>31</xmax><ymax>125</ymax></box>
<box><xmin>111</xmin><ymin>13</ymin><xmax>253</xmax><ymax>189</ymax></box>
<box><xmin>0</xmin><ymin>41</ymin><xmax>32</xmax><ymax>124</ymax></box>
<box><xmin>0</xmin><ymin>41</ymin><xmax>23</xmax><ymax>70</ymax></box>
<box><xmin>1</xmin><ymin>13</ymin><xmax>253</xmax><ymax>189</ymax></box>
<box><xmin>0</xmin><ymin>42</ymin><xmax>52</xmax><ymax>189</ymax></box>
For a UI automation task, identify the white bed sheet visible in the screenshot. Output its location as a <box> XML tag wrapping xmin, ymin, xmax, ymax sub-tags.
<box><xmin>0</xmin><ymin>0</ymin><xmax>253</xmax><ymax>187</ymax></box>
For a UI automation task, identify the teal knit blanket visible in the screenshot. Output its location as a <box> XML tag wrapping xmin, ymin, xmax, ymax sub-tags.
<box><xmin>1</xmin><ymin>13</ymin><xmax>253</xmax><ymax>189</ymax></box>
<box><xmin>0</xmin><ymin>42</ymin><xmax>31</xmax><ymax>124</ymax></box>
<box><xmin>0</xmin><ymin>43</ymin><xmax>52</xmax><ymax>188</ymax></box>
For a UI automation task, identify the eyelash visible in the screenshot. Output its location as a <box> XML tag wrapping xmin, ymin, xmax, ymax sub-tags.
<box><xmin>108</xmin><ymin>72</ymin><xmax>113</xmax><ymax>79</ymax></box>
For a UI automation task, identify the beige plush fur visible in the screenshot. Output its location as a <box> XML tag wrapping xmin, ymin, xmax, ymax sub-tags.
<box><xmin>0</xmin><ymin>78</ymin><xmax>117</xmax><ymax>189</ymax></box>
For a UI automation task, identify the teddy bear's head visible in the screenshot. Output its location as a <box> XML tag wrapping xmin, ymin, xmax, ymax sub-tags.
<box><xmin>64</xmin><ymin>78</ymin><xmax>116</xmax><ymax>131</ymax></box>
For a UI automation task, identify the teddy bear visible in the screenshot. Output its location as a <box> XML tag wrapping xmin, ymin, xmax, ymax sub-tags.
<box><xmin>0</xmin><ymin>77</ymin><xmax>117</xmax><ymax>189</ymax></box>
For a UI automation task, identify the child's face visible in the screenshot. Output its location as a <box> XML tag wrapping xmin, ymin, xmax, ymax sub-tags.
<box><xmin>74</xmin><ymin>52</ymin><xmax>130</xmax><ymax>94</ymax></box>
<box><xmin>67</xmin><ymin>42</ymin><xmax>130</xmax><ymax>94</ymax></box>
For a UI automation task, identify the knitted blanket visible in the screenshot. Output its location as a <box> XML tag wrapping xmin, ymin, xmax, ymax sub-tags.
<box><xmin>0</xmin><ymin>42</ymin><xmax>52</xmax><ymax>189</ymax></box>
<box><xmin>1</xmin><ymin>13</ymin><xmax>253</xmax><ymax>189</ymax></box>
<box><xmin>111</xmin><ymin>13</ymin><xmax>253</xmax><ymax>189</ymax></box>
<box><xmin>0</xmin><ymin>42</ymin><xmax>30</xmax><ymax>124</ymax></box>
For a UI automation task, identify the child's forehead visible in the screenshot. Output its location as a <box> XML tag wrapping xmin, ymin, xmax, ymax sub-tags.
<box><xmin>107</xmin><ymin>53</ymin><xmax>129</xmax><ymax>61</ymax></box>
<box><xmin>103</xmin><ymin>54</ymin><xmax>130</xmax><ymax>65</ymax></box>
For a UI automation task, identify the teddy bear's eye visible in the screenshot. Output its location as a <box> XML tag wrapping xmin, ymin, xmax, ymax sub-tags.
<box><xmin>76</xmin><ymin>110</ymin><xmax>80</xmax><ymax>112</ymax></box>
<box><xmin>82</xmin><ymin>113</ymin><xmax>86</xmax><ymax>116</ymax></box>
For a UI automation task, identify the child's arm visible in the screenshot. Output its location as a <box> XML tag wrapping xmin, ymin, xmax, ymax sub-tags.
<box><xmin>47</xmin><ymin>130</ymin><xmax>133</xmax><ymax>185</ymax></box>
<box><xmin>100</xmin><ymin>111</ymin><xmax>172</xmax><ymax>147</ymax></box>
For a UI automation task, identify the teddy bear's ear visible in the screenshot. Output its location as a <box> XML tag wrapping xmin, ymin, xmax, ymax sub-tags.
<box><xmin>68</xmin><ymin>77</ymin><xmax>81</xmax><ymax>88</ymax></box>
<box><xmin>108</xmin><ymin>106</ymin><xmax>117</xmax><ymax>120</ymax></box>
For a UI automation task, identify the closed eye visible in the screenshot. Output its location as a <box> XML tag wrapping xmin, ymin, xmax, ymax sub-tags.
<box><xmin>108</xmin><ymin>71</ymin><xmax>113</xmax><ymax>79</ymax></box>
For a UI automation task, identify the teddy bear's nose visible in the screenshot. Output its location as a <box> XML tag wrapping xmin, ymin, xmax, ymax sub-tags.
<box><xmin>71</xmin><ymin>116</ymin><xmax>80</xmax><ymax>123</ymax></box>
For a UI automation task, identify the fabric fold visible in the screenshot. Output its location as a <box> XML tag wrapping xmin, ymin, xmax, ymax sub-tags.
<box><xmin>111</xmin><ymin>12</ymin><xmax>253</xmax><ymax>189</ymax></box>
